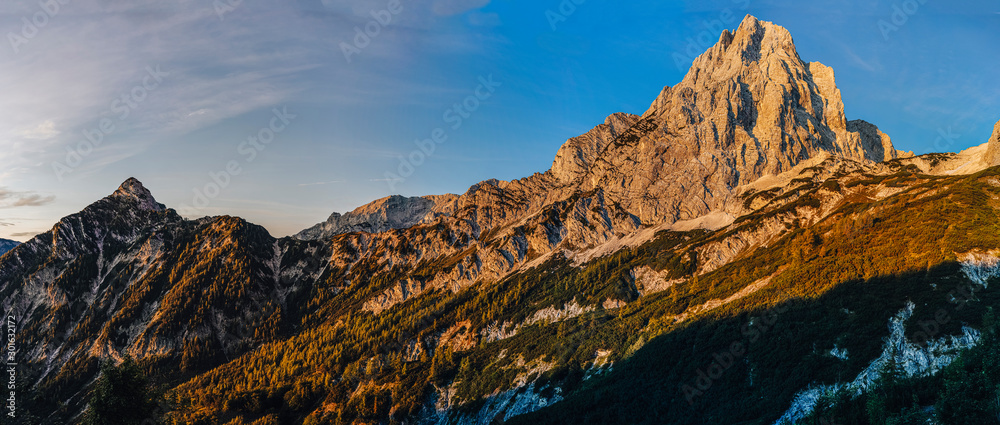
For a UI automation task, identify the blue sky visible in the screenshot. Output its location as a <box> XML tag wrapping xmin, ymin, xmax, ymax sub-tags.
<box><xmin>0</xmin><ymin>0</ymin><xmax>998</xmax><ymax>241</ymax></box>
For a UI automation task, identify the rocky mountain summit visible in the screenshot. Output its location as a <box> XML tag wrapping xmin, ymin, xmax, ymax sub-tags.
<box><xmin>982</xmin><ymin>118</ymin><xmax>1000</xmax><ymax>167</ymax></box>
<box><xmin>111</xmin><ymin>177</ymin><xmax>166</xmax><ymax>212</ymax></box>
<box><xmin>296</xmin><ymin>194</ymin><xmax>458</xmax><ymax>240</ymax></box>
<box><xmin>302</xmin><ymin>16</ymin><xmax>909</xmax><ymax>246</ymax></box>
<box><xmin>7</xmin><ymin>14</ymin><xmax>1000</xmax><ymax>425</ymax></box>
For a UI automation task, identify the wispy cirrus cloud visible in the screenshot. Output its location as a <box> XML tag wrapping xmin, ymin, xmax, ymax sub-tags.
<box><xmin>0</xmin><ymin>188</ymin><xmax>55</xmax><ymax>208</ymax></box>
<box><xmin>0</xmin><ymin>0</ymin><xmax>496</xmax><ymax>181</ymax></box>
<box><xmin>19</xmin><ymin>120</ymin><xmax>61</xmax><ymax>140</ymax></box>
<box><xmin>299</xmin><ymin>180</ymin><xmax>346</xmax><ymax>186</ymax></box>
<box><xmin>432</xmin><ymin>0</ymin><xmax>491</xmax><ymax>16</ymax></box>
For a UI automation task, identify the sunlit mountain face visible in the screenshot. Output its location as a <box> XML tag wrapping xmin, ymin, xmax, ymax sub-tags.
<box><xmin>3</xmin><ymin>5</ymin><xmax>1000</xmax><ymax>425</ymax></box>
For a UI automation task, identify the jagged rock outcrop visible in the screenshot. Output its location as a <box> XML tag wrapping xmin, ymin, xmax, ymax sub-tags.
<box><xmin>577</xmin><ymin>16</ymin><xmax>901</xmax><ymax>225</ymax></box>
<box><xmin>296</xmin><ymin>194</ymin><xmax>459</xmax><ymax>240</ymax></box>
<box><xmin>847</xmin><ymin>119</ymin><xmax>910</xmax><ymax>162</ymax></box>
<box><xmin>888</xmin><ymin>117</ymin><xmax>1000</xmax><ymax>175</ymax></box>
<box><xmin>111</xmin><ymin>177</ymin><xmax>166</xmax><ymax>212</ymax></box>
<box><xmin>983</xmin><ymin>118</ymin><xmax>1000</xmax><ymax>167</ymax></box>
<box><xmin>0</xmin><ymin>179</ymin><xmax>309</xmax><ymax>418</ymax></box>
<box><xmin>283</xmin><ymin>15</ymin><xmax>912</xmax><ymax>318</ymax></box>
<box><xmin>10</xmin><ymin>15</ymin><xmax>967</xmax><ymax>425</ymax></box>
<box><xmin>550</xmin><ymin>112</ymin><xmax>640</xmax><ymax>183</ymax></box>
<box><xmin>300</xmin><ymin>15</ymin><xmax>901</xmax><ymax>258</ymax></box>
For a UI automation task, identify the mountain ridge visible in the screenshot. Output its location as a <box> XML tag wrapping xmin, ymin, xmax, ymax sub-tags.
<box><xmin>298</xmin><ymin>15</ymin><xmax>907</xmax><ymax>244</ymax></box>
<box><xmin>6</xmin><ymin>14</ymin><xmax>1000</xmax><ymax>425</ymax></box>
<box><xmin>0</xmin><ymin>238</ymin><xmax>17</xmax><ymax>256</ymax></box>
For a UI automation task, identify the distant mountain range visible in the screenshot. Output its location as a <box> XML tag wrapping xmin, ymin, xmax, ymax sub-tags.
<box><xmin>0</xmin><ymin>238</ymin><xmax>17</xmax><ymax>256</ymax></box>
<box><xmin>5</xmin><ymin>15</ymin><xmax>1000</xmax><ymax>425</ymax></box>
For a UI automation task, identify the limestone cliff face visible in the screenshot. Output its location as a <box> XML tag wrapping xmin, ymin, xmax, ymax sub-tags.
<box><xmin>889</xmin><ymin>117</ymin><xmax>1000</xmax><ymax>175</ymax></box>
<box><xmin>550</xmin><ymin>112</ymin><xmax>640</xmax><ymax>184</ymax></box>
<box><xmin>573</xmin><ymin>16</ymin><xmax>901</xmax><ymax>225</ymax></box>
<box><xmin>286</xmin><ymin>16</ymin><xmax>911</xmax><ymax>319</ymax></box>
<box><xmin>295</xmin><ymin>194</ymin><xmax>459</xmax><ymax>240</ymax></box>
<box><xmin>984</xmin><ymin>119</ymin><xmax>1000</xmax><ymax>167</ymax></box>
<box><xmin>303</xmin><ymin>15</ymin><xmax>901</xmax><ymax>246</ymax></box>
<box><xmin>847</xmin><ymin>120</ymin><xmax>905</xmax><ymax>162</ymax></box>
<box><xmin>9</xmin><ymin>15</ymin><xmax>985</xmax><ymax>424</ymax></box>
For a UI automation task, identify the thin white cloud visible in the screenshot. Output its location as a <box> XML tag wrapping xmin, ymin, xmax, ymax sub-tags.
<box><xmin>840</xmin><ymin>44</ymin><xmax>879</xmax><ymax>72</ymax></box>
<box><xmin>0</xmin><ymin>0</ymin><xmax>494</xmax><ymax>181</ymax></box>
<box><xmin>0</xmin><ymin>188</ymin><xmax>55</xmax><ymax>208</ymax></box>
<box><xmin>468</xmin><ymin>11</ymin><xmax>501</xmax><ymax>27</ymax></box>
<box><xmin>299</xmin><ymin>180</ymin><xmax>346</xmax><ymax>186</ymax></box>
<box><xmin>0</xmin><ymin>0</ymin><xmax>506</xmax><ymax>240</ymax></box>
<box><xmin>432</xmin><ymin>0</ymin><xmax>490</xmax><ymax>16</ymax></box>
<box><xmin>20</xmin><ymin>120</ymin><xmax>61</xmax><ymax>140</ymax></box>
<box><xmin>0</xmin><ymin>2</ymin><xmax>322</xmax><ymax>177</ymax></box>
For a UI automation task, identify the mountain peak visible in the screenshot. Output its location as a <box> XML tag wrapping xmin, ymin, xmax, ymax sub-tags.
<box><xmin>677</xmin><ymin>15</ymin><xmax>800</xmax><ymax>90</ymax></box>
<box><xmin>111</xmin><ymin>177</ymin><xmax>165</xmax><ymax>212</ymax></box>
<box><xmin>296</xmin><ymin>194</ymin><xmax>459</xmax><ymax>240</ymax></box>
<box><xmin>983</xmin><ymin>118</ymin><xmax>1000</xmax><ymax>167</ymax></box>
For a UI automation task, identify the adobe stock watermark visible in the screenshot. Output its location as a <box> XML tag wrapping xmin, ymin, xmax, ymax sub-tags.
<box><xmin>7</xmin><ymin>0</ymin><xmax>71</xmax><ymax>54</ymax></box>
<box><xmin>909</xmin><ymin>280</ymin><xmax>978</xmax><ymax>348</ymax></box>
<box><xmin>51</xmin><ymin>65</ymin><xmax>169</xmax><ymax>181</ymax></box>
<box><xmin>932</xmin><ymin>126</ymin><xmax>961</xmax><ymax>152</ymax></box>
<box><xmin>177</xmin><ymin>106</ymin><xmax>296</xmax><ymax>214</ymax></box>
<box><xmin>5</xmin><ymin>314</ymin><xmax>16</xmax><ymax>420</ymax></box>
<box><xmin>214</xmin><ymin>0</ymin><xmax>243</xmax><ymax>21</ymax></box>
<box><xmin>545</xmin><ymin>0</ymin><xmax>585</xmax><ymax>31</ymax></box>
<box><xmin>680</xmin><ymin>287</ymin><xmax>800</xmax><ymax>405</ymax></box>
<box><xmin>381</xmin><ymin>75</ymin><xmax>501</xmax><ymax>191</ymax></box>
<box><xmin>340</xmin><ymin>0</ymin><xmax>403</xmax><ymax>63</ymax></box>
<box><xmin>877</xmin><ymin>0</ymin><xmax>929</xmax><ymax>41</ymax></box>
<box><xmin>671</xmin><ymin>0</ymin><xmax>751</xmax><ymax>72</ymax></box>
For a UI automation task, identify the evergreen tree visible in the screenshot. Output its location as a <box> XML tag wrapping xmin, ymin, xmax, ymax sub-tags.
<box><xmin>82</xmin><ymin>357</ymin><xmax>158</xmax><ymax>425</ymax></box>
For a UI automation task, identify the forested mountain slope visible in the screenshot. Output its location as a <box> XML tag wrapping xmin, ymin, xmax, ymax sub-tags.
<box><xmin>5</xmin><ymin>14</ymin><xmax>1000</xmax><ymax>425</ymax></box>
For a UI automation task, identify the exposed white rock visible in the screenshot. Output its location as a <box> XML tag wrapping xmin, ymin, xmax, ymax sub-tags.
<box><xmin>669</xmin><ymin>211</ymin><xmax>735</xmax><ymax>232</ymax></box>
<box><xmin>774</xmin><ymin>302</ymin><xmax>981</xmax><ymax>424</ymax></box>
<box><xmin>295</xmin><ymin>194</ymin><xmax>459</xmax><ymax>240</ymax></box>
<box><xmin>959</xmin><ymin>249</ymin><xmax>1000</xmax><ymax>288</ymax></box>
<box><xmin>828</xmin><ymin>345</ymin><xmax>849</xmax><ymax>361</ymax></box>
<box><xmin>632</xmin><ymin>265</ymin><xmax>682</xmax><ymax>296</ymax></box>
<box><xmin>479</xmin><ymin>299</ymin><xmax>595</xmax><ymax>344</ymax></box>
<box><xmin>423</xmin><ymin>381</ymin><xmax>563</xmax><ymax>425</ymax></box>
<box><xmin>522</xmin><ymin>299</ymin><xmax>594</xmax><ymax>327</ymax></box>
<box><xmin>422</xmin><ymin>358</ymin><xmax>563</xmax><ymax>425</ymax></box>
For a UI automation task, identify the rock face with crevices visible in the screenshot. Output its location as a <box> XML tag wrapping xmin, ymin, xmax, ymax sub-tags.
<box><xmin>579</xmin><ymin>15</ymin><xmax>902</xmax><ymax>224</ymax></box>
<box><xmin>983</xmin><ymin>119</ymin><xmax>1000</xmax><ymax>167</ymax></box>
<box><xmin>6</xmin><ymin>15</ymin><xmax>953</xmax><ymax>425</ymax></box>
<box><xmin>295</xmin><ymin>194</ymin><xmax>459</xmax><ymax>240</ymax></box>
<box><xmin>301</xmin><ymin>16</ymin><xmax>901</xmax><ymax>245</ymax></box>
<box><xmin>284</xmin><ymin>15</ymin><xmax>910</xmax><ymax>325</ymax></box>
